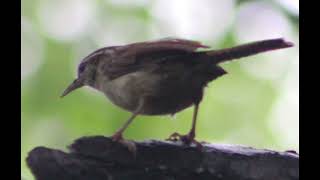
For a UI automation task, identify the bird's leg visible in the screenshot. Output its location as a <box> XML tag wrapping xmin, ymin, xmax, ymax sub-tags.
<box><xmin>188</xmin><ymin>102</ymin><xmax>199</xmax><ymax>141</ymax></box>
<box><xmin>111</xmin><ymin>113</ymin><xmax>138</xmax><ymax>141</ymax></box>
<box><xmin>110</xmin><ymin>99</ymin><xmax>145</xmax><ymax>154</ymax></box>
<box><xmin>111</xmin><ymin>98</ymin><xmax>146</xmax><ymax>141</ymax></box>
<box><xmin>167</xmin><ymin>103</ymin><xmax>203</xmax><ymax>149</ymax></box>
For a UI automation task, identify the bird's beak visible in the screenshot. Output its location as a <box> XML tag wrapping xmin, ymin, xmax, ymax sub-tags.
<box><xmin>61</xmin><ymin>78</ymin><xmax>84</xmax><ymax>98</ymax></box>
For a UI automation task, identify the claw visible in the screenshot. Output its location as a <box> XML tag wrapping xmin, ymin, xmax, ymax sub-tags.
<box><xmin>166</xmin><ymin>132</ymin><xmax>182</xmax><ymax>141</ymax></box>
<box><xmin>111</xmin><ymin>133</ymin><xmax>137</xmax><ymax>155</ymax></box>
<box><xmin>111</xmin><ymin>132</ymin><xmax>123</xmax><ymax>142</ymax></box>
<box><xmin>166</xmin><ymin>132</ymin><xmax>203</xmax><ymax>150</ymax></box>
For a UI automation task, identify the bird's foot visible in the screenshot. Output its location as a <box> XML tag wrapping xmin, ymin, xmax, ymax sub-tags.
<box><xmin>111</xmin><ymin>132</ymin><xmax>137</xmax><ymax>155</ymax></box>
<box><xmin>166</xmin><ymin>132</ymin><xmax>203</xmax><ymax>150</ymax></box>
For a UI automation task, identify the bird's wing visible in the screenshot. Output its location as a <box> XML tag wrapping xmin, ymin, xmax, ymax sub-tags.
<box><xmin>106</xmin><ymin>38</ymin><xmax>210</xmax><ymax>79</ymax></box>
<box><xmin>119</xmin><ymin>38</ymin><xmax>210</xmax><ymax>57</ymax></box>
<box><xmin>82</xmin><ymin>38</ymin><xmax>209</xmax><ymax>79</ymax></box>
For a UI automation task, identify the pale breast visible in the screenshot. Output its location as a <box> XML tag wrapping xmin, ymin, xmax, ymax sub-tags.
<box><xmin>94</xmin><ymin>69</ymin><xmax>202</xmax><ymax>115</ymax></box>
<box><xmin>96</xmin><ymin>71</ymin><xmax>161</xmax><ymax>112</ymax></box>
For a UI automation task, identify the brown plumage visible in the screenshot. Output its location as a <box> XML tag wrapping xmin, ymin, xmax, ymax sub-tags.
<box><xmin>61</xmin><ymin>38</ymin><xmax>293</xmax><ymax>148</ymax></box>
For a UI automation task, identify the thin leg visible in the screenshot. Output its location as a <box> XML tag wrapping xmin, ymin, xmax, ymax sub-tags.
<box><xmin>111</xmin><ymin>113</ymin><xmax>138</xmax><ymax>141</ymax></box>
<box><xmin>111</xmin><ymin>99</ymin><xmax>144</xmax><ymax>141</ymax></box>
<box><xmin>188</xmin><ymin>103</ymin><xmax>199</xmax><ymax>139</ymax></box>
<box><xmin>167</xmin><ymin>103</ymin><xmax>203</xmax><ymax>149</ymax></box>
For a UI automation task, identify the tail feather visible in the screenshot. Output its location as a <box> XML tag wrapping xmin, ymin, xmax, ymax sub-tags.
<box><xmin>205</xmin><ymin>38</ymin><xmax>294</xmax><ymax>64</ymax></box>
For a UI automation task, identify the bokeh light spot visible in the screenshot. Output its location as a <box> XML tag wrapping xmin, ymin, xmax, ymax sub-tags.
<box><xmin>150</xmin><ymin>0</ymin><xmax>235</xmax><ymax>42</ymax></box>
<box><xmin>21</xmin><ymin>17</ymin><xmax>44</xmax><ymax>81</ymax></box>
<box><xmin>37</xmin><ymin>0</ymin><xmax>96</xmax><ymax>42</ymax></box>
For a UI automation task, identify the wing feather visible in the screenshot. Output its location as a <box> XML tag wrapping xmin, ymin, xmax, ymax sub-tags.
<box><xmin>120</xmin><ymin>38</ymin><xmax>209</xmax><ymax>56</ymax></box>
<box><xmin>79</xmin><ymin>38</ymin><xmax>210</xmax><ymax>79</ymax></box>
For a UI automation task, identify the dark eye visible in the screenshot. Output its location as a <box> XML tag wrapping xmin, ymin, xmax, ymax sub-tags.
<box><xmin>78</xmin><ymin>63</ymin><xmax>86</xmax><ymax>76</ymax></box>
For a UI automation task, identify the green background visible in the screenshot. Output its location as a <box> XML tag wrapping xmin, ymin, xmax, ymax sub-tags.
<box><xmin>22</xmin><ymin>0</ymin><xmax>299</xmax><ymax>179</ymax></box>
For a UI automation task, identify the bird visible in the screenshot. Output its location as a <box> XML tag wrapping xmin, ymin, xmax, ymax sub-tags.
<box><xmin>61</xmin><ymin>38</ymin><xmax>293</xmax><ymax>149</ymax></box>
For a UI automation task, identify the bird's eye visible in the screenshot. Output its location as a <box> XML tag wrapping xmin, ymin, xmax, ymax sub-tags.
<box><xmin>78</xmin><ymin>63</ymin><xmax>86</xmax><ymax>76</ymax></box>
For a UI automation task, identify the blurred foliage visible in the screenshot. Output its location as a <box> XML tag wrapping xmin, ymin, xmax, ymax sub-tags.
<box><xmin>21</xmin><ymin>0</ymin><xmax>299</xmax><ymax>179</ymax></box>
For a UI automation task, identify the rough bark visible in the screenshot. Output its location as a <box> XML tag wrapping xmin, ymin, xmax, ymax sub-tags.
<box><xmin>26</xmin><ymin>136</ymin><xmax>299</xmax><ymax>180</ymax></box>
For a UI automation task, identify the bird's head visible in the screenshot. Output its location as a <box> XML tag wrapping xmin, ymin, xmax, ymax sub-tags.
<box><xmin>61</xmin><ymin>60</ymin><xmax>98</xmax><ymax>98</ymax></box>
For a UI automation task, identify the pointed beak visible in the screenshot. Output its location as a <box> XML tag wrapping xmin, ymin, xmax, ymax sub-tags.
<box><xmin>61</xmin><ymin>79</ymin><xmax>84</xmax><ymax>98</ymax></box>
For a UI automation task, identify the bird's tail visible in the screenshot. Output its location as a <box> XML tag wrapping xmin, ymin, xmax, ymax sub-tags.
<box><xmin>205</xmin><ymin>38</ymin><xmax>294</xmax><ymax>64</ymax></box>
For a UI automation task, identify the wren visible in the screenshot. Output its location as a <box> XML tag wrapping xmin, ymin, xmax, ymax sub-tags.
<box><xmin>61</xmin><ymin>38</ymin><xmax>293</xmax><ymax>148</ymax></box>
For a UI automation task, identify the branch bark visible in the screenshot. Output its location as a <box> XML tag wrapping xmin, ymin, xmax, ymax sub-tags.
<box><xmin>26</xmin><ymin>136</ymin><xmax>299</xmax><ymax>180</ymax></box>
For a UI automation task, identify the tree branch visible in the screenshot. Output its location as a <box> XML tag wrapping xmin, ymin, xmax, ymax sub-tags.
<box><xmin>26</xmin><ymin>136</ymin><xmax>299</xmax><ymax>180</ymax></box>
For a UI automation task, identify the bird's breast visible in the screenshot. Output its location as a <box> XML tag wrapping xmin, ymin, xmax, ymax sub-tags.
<box><xmin>95</xmin><ymin>70</ymin><xmax>203</xmax><ymax>115</ymax></box>
<box><xmin>96</xmin><ymin>71</ymin><xmax>159</xmax><ymax>112</ymax></box>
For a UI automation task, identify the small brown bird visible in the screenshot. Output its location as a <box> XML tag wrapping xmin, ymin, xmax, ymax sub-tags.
<box><xmin>61</xmin><ymin>38</ymin><xmax>293</xmax><ymax>148</ymax></box>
